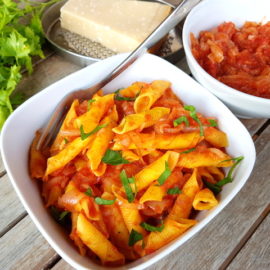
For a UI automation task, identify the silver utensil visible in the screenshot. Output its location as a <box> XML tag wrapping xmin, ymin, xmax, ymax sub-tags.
<box><xmin>36</xmin><ymin>0</ymin><xmax>200</xmax><ymax>150</ymax></box>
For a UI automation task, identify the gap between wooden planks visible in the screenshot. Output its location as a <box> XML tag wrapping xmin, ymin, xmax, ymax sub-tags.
<box><xmin>226</xmin><ymin>210</ymin><xmax>270</xmax><ymax>270</ymax></box>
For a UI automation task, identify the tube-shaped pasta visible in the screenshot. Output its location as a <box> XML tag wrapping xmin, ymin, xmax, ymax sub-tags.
<box><xmin>177</xmin><ymin>148</ymin><xmax>234</xmax><ymax>168</ymax></box>
<box><xmin>75</xmin><ymin>93</ymin><xmax>114</xmax><ymax>132</ymax></box>
<box><xmin>139</xmin><ymin>185</ymin><xmax>165</xmax><ymax>204</ymax></box>
<box><xmin>45</xmin><ymin>185</ymin><xmax>62</xmax><ymax>208</ymax></box>
<box><xmin>101</xmin><ymin>192</ymin><xmax>136</xmax><ymax>260</ymax></box>
<box><xmin>193</xmin><ymin>188</ymin><xmax>218</xmax><ymax>210</ymax></box>
<box><xmin>119</xmin><ymin>82</ymin><xmax>149</xmax><ymax>98</ymax></box>
<box><xmin>134</xmin><ymin>151</ymin><xmax>179</xmax><ymax>192</ymax></box>
<box><xmin>29</xmin><ymin>131</ymin><xmax>46</xmax><ymax>179</ymax></box>
<box><xmin>207</xmin><ymin>166</ymin><xmax>225</xmax><ymax>181</ymax></box>
<box><xmin>139</xmin><ymin>168</ymin><xmax>183</xmax><ymax>204</ymax></box>
<box><xmin>70</xmin><ymin>212</ymin><xmax>87</xmax><ymax>256</ymax></box>
<box><xmin>167</xmin><ymin>193</ymin><xmax>193</xmax><ymax>221</ymax></box>
<box><xmin>76</xmin><ymin>213</ymin><xmax>125</xmax><ymax>265</ymax></box>
<box><xmin>144</xmin><ymin>218</ymin><xmax>197</xmax><ymax>254</ymax></box>
<box><xmin>112</xmin><ymin>132</ymin><xmax>202</xmax><ymax>150</ymax></box>
<box><xmin>87</xmin><ymin>106</ymin><xmax>118</xmax><ymax>176</ymax></box>
<box><xmin>118</xmin><ymin>200</ymin><xmax>146</xmax><ymax>236</ymax></box>
<box><xmin>58</xmin><ymin>181</ymin><xmax>101</xmax><ymax>221</ymax></box>
<box><xmin>168</xmin><ymin>169</ymin><xmax>201</xmax><ymax>221</ymax></box>
<box><xmin>182</xmin><ymin>168</ymin><xmax>202</xmax><ymax>199</ymax></box>
<box><xmin>50</xmin><ymin>99</ymin><xmax>79</xmax><ymax>154</ymax></box>
<box><xmin>45</xmin><ymin>135</ymin><xmax>94</xmax><ymax>176</ymax></box>
<box><xmin>112</xmin><ymin>107</ymin><xmax>170</xmax><ymax>134</ymax></box>
<box><xmin>122</xmin><ymin>150</ymin><xmax>140</xmax><ymax>162</ymax></box>
<box><xmin>198</xmin><ymin>167</ymin><xmax>216</xmax><ymax>184</ymax></box>
<box><xmin>204</xmin><ymin>127</ymin><xmax>229</xmax><ymax>147</ymax></box>
<box><xmin>134</xmin><ymin>80</ymin><xmax>171</xmax><ymax>113</ymax></box>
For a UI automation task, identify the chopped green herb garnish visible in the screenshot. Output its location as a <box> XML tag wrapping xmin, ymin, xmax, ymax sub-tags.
<box><xmin>140</xmin><ymin>222</ymin><xmax>164</xmax><ymax>232</ymax></box>
<box><xmin>94</xmin><ymin>197</ymin><xmax>115</xmax><ymax>205</ymax></box>
<box><xmin>173</xmin><ymin>116</ymin><xmax>190</xmax><ymax>127</ymax></box>
<box><xmin>59</xmin><ymin>211</ymin><xmax>69</xmax><ymax>221</ymax></box>
<box><xmin>84</xmin><ymin>187</ymin><xmax>93</xmax><ymax>197</ymax></box>
<box><xmin>101</xmin><ymin>149</ymin><xmax>129</xmax><ymax>165</ymax></box>
<box><xmin>115</xmin><ymin>89</ymin><xmax>136</xmax><ymax>101</ymax></box>
<box><xmin>128</xmin><ymin>229</ymin><xmax>143</xmax><ymax>246</ymax></box>
<box><xmin>180</xmin><ymin>148</ymin><xmax>196</xmax><ymax>154</ymax></box>
<box><xmin>120</xmin><ymin>170</ymin><xmax>136</xmax><ymax>203</ymax></box>
<box><xmin>204</xmin><ymin>180</ymin><xmax>222</xmax><ymax>195</ymax></box>
<box><xmin>216</xmin><ymin>156</ymin><xmax>244</xmax><ymax>187</ymax></box>
<box><xmin>87</xmin><ymin>99</ymin><xmax>96</xmax><ymax>111</ymax></box>
<box><xmin>167</xmin><ymin>187</ymin><xmax>182</xmax><ymax>195</ymax></box>
<box><xmin>49</xmin><ymin>206</ymin><xmax>71</xmax><ymax>229</ymax></box>
<box><xmin>184</xmin><ymin>105</ymin><xmax>204</xmax><ymax>136</ymax></box>
<box><xmin>205</xmin><ymin>156</ymin><xmax>244</xmax><ymax>194</ymax></box>
<box><xmin>80</xmin><ymin>123</ymin><xmax>107</xmax><ymax>140</ymax></box>
<box><xmin>64</xmin><ymin>138</ymin><xmax>69</xmax><ymax>144</ymax></box>
<box><xmin>157</xmin><ymin>161</ymin><xmax>171</xmax><ymax>185</ymax></box>
<box><xmin>208</xmin><ymin>119</ymin><xmax>218</xmax><ymax>127</ymax></box>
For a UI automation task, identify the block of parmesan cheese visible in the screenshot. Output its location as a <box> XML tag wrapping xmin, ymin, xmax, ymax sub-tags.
<box><xmin>60</xmin><ymin>0</ymin><xmax>171</xmax><ymax>53</ymax></box>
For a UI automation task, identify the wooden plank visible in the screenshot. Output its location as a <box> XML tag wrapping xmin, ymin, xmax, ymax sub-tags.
<box><xmin>226</xmin><ymin>212</ymin><xmax>270</xmax><ymax>270</ymax></box>
<box><xmin>14</xmin><ymin>54</ymin><xmax>81</xmax><ymax>99</ymax></box>
<box><xmin>240</xmin><ymin>118</ymin><xmax>269</xmax><ymax>137</ymax></box>
<box><xmin>0</xmin><ymin>174</ymin><xmax>26</xmax><ymax>237</ymax></box>
<box><xmin>0</xmin><ymin>215</ymin><xmax>58</xmax><ymax>270</ymax></box>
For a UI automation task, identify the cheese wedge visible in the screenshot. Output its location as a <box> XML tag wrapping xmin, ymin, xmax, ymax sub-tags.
<box><xmin>60</xmin><ymin>0</ymin><xmax>171</xmax><ymax>53</ymax></box>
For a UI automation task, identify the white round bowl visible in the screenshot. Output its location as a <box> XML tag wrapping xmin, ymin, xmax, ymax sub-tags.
<box><xmin>182</xmin><ymin>0</ymin><xmax>270</xmax><ymax>118</ymax></box>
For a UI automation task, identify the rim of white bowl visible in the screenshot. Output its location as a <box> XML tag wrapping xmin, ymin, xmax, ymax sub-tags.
<box><xmin>182</xmin><ymin>0</ymin><xmax>270</xmax><ymax>106</ymax></box>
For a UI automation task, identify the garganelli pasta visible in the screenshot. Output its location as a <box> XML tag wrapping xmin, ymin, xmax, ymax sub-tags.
<box><xmin>29</xmin><ymin>80</ymin><xmax>243</xmax><ymax>266</ymax></box>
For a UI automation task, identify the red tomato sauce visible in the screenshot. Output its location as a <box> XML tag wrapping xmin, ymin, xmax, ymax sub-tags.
<box><xmin>191</xmin><ymin>21</ymin><xmax>270</xmax><ymax>99</ymax></box>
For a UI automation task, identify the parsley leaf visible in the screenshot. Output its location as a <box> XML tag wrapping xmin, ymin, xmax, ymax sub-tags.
<box><xmin>128</xmin><ymin>229</ymin><xmax>143</xmax><ymax>246</ymax></box>
<box><xmin>140</xmin><ymin>222</ymin><xmax>164</xmax><ymax>232</ymax></box>
<box><xmin>173</xmin><ymin>116</ymin><xmax>189</xmax><ymax>127</ymax></box>
<box><xmin>157</xmin><ymin>161</ymin><xmax>171</xmax><ymax>185</ymax></box>
<box><xmin>167</xmin><ymin>187</ymin><xmax>182</xmax><ymax>195</ymax></box>
<box><xmin>80</xmin><ymin>123</ymin><xmax>107</xmax><ymax>140</ymax></box>
<box><xmin>94</xmin><ymin>197</ymin><xmax>115</xmax><ymax>205</ymax></box>
<box><xmin>184</xmin><ymin>105</ymin><xmax>204</xmax><ymax>136</ymax></box>
<box><xmin>102</xmin><ymin>149</ymin><xmax>129</xmax><ymax>165</ymax></box>
<box><xmin>120</xmin><ymin>170</ymin><xmax>136</xmax><ymax>203</ymax></box>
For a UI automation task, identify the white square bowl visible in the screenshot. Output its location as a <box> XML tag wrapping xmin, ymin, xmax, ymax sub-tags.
<box><xmin>1</xmin><ymin>53</ymin><xmax>255</xmax><ymax>270</ymax></box>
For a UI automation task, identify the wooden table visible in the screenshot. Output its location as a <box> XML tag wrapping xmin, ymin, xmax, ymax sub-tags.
<box><xmin>0</xmin><ymin>46</ymin><xmax>270</xmax><ymax>270</ymax></box>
